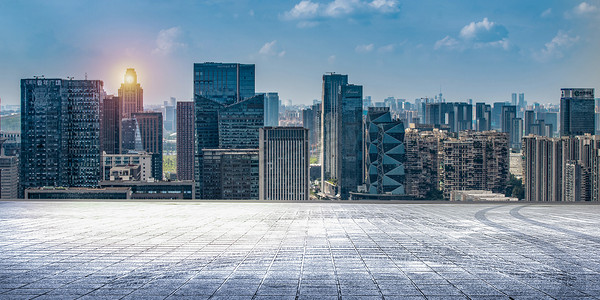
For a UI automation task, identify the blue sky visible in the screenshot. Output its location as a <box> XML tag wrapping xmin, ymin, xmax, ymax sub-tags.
<box><xmin>0</xmin><ymin>0</ymin><xmax>598</xmax><ymax>106</ymax></box>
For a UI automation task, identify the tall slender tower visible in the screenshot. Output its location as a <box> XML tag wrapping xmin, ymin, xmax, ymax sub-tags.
<box><xmin>118</xmin><ymin>68</ymin><xmax>143</xmax><ymax>118</ymax></box>
<box><xmin>176</xmin><ymin>101</ymin><xmax>194</xmax><ymax>181</ymax></box>
<box><xmin>320</xmin><ymin>73</ymin><xmax>348</xmax><ymax>187</ymax></box>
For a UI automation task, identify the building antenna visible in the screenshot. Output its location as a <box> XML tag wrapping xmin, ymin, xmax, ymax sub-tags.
<box><xmin>85</xmin><ymin>72</ymin><xmax>88</xmax><ymax>80</ymax></box>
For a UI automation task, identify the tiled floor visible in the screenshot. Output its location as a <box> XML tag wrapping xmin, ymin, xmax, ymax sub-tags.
<box><xmin>1</xmin><ymin>201</ymin><xmax>600</xmax><ymax>299</ymax></box>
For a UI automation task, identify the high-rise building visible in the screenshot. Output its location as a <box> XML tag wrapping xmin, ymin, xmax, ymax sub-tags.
<box><xmin>21</xmin><ymin>79</ymin><xmax>103</xmax><ymax>195</ymax></box>
<box><xmin>338</xmin><ymin>84</ymin><xmax>363</xmax><ymax>199</ymax></box>
<box><xmin>501</xmin><ymin>105</ymin><xmax>521</xmax><ymax>148</ymax></box>
<box><xmin>118</xmin><ymin>68</ymin><xmax>143</xmax><ymax>118</ymax></box>
<box><xmin>264</xmin><ymin>92</ymin><xmax>279</xmax><ymax>127</ymax></box>
<box><xmin>131</xmin><ymin>112</ymin><xmax>163</xmax><ymax>181</ymax></box>
<box><xmin>511</xmin><ymin>93</ymin><xmax>517</xmax><ymax>106</ymax></box>
<box><xmin>364</xmin><ymin>107</ymin><xmax>406</xmax><ymax>195</ymax></box>
<box><xmin>0</xmin><ymin>152</ymin><xmax>18</xmax><ymax>198</ymax></box>
<box><xmin>560</xmin><ymin>88</ymin><xmax>595</xmax><ymax>137</ymax></box>
<box><xmin>491</xmin><ymin>102</ymin><xmax>508</xmax><ymax>130</ymax></box>
<box><xmin>320</xmin><ymin>73</ymin><xmax>348</xmax><ymax>191</ymax></box>
<box><xmin>424</xmin><ymin>102</ymin><xmax>472</xmax><ymax>133</ymax></box>
<box><xmin>201</xmin><ymin>149</ymin><xmax>259</xmax><ymax>199</ymax></box>
<box><xmin>176</xmin><ymin>101</ymin><xmax>194</xmax><ymax>181</ymax></box>
<box><xmin>524</xmin><ymin>110</ymin><xmax>536</xmax><ymax>136</ymax></box>
<box><xmin>218</xmin><ymin>94</ymin><xmax>264</xmax><ymax>149</ymax></box>
<box><xmin>164</xmin><ymin>101</ymin><xmax>176</xmax><ymax>132</ymax></box>
<box><xmin>193</xmin><ymin>62</ymin><xmax>255</xmax><ymax>104</ymax></box>
<box><xmin>259</xmin><ymin>127</ymin><xmax>309</xmax><ymax>200</ymax></box>
<box><xmin>404</xmin><ymin>128</ymin><xmax>448</xmax><ymax>199</ymax></box>
<box><xmin>100</xmin><ymin>95</ymin><xmax>122</xmax><ymax>154</ymax></box>
<box><xmin>441</xmin><ymin>131</ymin><xmax>509</xmax><ymax>199</ymax></box>
<box><xmin>475</xmin><ymin>102</ymin><xmax>491</xmax><ymax>131</ymax></box>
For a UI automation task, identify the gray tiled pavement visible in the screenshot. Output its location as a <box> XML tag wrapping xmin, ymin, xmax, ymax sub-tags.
<box><xmin>1</xmin><ymin>201</ymin><xmax>600</xmax><ymax>299</ymax></box>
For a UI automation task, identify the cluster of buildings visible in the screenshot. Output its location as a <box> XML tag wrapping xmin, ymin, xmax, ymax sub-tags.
<box><xmin>0</xmin><ymin>59</ymin><xmax>597</xmax><ymax>202</ymax></box>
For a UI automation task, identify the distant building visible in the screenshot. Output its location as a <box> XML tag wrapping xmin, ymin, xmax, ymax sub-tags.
<box><xmin>131</xmin><ymin>112</ymin><xmax>163</xmax><ymax>181</ymax></box>
<box><xmin>321</xmin><ymin>73</ymin><xmax>348</xmax><ymax>195</ymax></box>
<box><xmin>176</xmin><ymin>101</ymin><xmax>194</xmax><ymax>181</ymax></box>
<box><xmin>264</xmin><ymin>92</ymin><xmax>279</xmax><ymax>127</ymax></box>
<box><xmin>0</xmin><ymin>155</ymin><xmax>18</xmax><ymax>199</ymax></box>
<box><xmin>501</xmin><ymin>105</ymin><xmax>521</xmax><ymax>149</ymax></box>
<box><xmin>475</xmin><ymin>102</ymin><xmax>491</xmax><ymax>131</ymax></box>
<box><xmin>259</xmin><ymin>127</ymin><xmax>309</xmax><ymax>200</ymax></box>
<box><xmin>25</xmin><ymin>187</ymin><xmax>131</xmax><ymax>200</ymax></box>
<box><xmin>364</xmin><ymin>107</ymin><xmax>406</xmax><ymax>195</ymax></box>
<box><xmin>218</xmin><ymin>94</ymin><xmax>264</xmax><ymax>149</ymax></box>
<box><xmin>99</xmin><ymin>181</ymin><xmax>194</xmax><ymax>199</ymax></box>
<box><xmin>21</xmin><ymin>79</ymin><xmax>103</xmax><ymax>195</ymax></box>
<box><xmin>102</xmin><ymin>151</ymin><xmax>153</xmax><ymax>182</ymax></box>
<box><xmin>201</xmin><ymin>149</ymin><xmax>259</xmax><ymax>199</ymax></box>
<box><xmin>451</xmin><ymin>190</ymin><xmax>518</xmax><ymax>202</ymax></box>
<box><xmin>560</xmin><ymin>88</ymin><xmax>595</xmax><ymax>137</ymax></box>
<box><xmin>193</xmin><ymin>62</ymin><xmax>255</xmax><ymax>105</ymax></box>
<box><xmin>118</xmin><ymin>68</ymin><xmax>143</xmax><ymax>118</ymax></box>
<box><xmin>100</xmin><ymin>95</ymin><xmax>122</xmax><ymax>154</ymax></box>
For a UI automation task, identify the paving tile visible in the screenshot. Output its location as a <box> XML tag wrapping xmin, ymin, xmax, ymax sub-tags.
<box><xmin>0</xmin><ymin>201</ymin><xmax>599</xmax><ymax>299</ymax></box>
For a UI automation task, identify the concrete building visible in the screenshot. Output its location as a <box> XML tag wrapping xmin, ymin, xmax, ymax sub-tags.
<box><xmin>20</xmin><ymin>78</ymin><xmax>103</xmax><ymax>195</ymax></box>
<box><xmin>0</xmin><ymin>155</ymin><xmax>18</xmax><ymax>199</ymax></box>
<box><xmin>102</xmin><ymin>151</ymin><xmax>153</xmax><ymax>182</ymax></box>
<box><xmin>560</xmin><ymin>88</ymin><xmax>595</xmax><ymax>137</ymax></box>
<box><xmin>99</xmin><ymin>181</ymin><xmax>194</xmax><ymax>199</ymax></box>
<box><xmin>176</xmin><ymin>101</ymin><xmax>194</xmax><ymax>181</ymax></box>
<box><xmin>201</xmin><ymin>149</ymin><xmax>259</xmax><ymax>199</ymax></box>
<box><xmin>25</xmin><ymin>187</ymin><xmax>131</xmax><ymax>200</ymax></box>
<box><xmin>131</xmin><ymin>112</ymin><xmax>163</xmax><ymax>181</ymax></box>
<box><xmin>118</xmin><ymin>68</ymin><xmax>143</xmax><ymax>118</ymax></box>
<box><xmin>441</xmin><ymin>131</ymin><xmax>509</xmax><ymax>199</ymax></box>
<box><xmin>364</xmin><ymin>107</ymin><xmax>406</xmax><ymax>196</ymax></box>
<box><xmin>404</xmin><ymin>128</ymin><xmax>448</xmax><ymax>199</ymax></box>
<box><xmin>259</xmin><ymin>127</ymin><xmax>309</xmax><ymax>200</ymax></box>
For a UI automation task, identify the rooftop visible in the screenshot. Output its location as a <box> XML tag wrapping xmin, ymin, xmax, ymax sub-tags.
<box><xmin>0</xmin><ymin>201</ymin><xmax>599</xmax><ymax>299</ymax></box>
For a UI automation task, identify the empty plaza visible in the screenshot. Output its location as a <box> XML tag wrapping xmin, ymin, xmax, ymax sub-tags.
<box><xmin>0</xmin><ymin>201</ymin><xmax>599</xmax><ymax>299</ymax></box>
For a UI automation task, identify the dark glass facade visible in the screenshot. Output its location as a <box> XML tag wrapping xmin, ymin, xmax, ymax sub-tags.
<box><xmin>218</xmin><ymin>94</ymin><xmax>265</xmax><ymax>149</ymax></box>
<box><xmin>20</xmin><ymin>79</ymin><xmax>102</xmax><ymax>195</ymax></box>
<box><xmin>131</xmin><ymin>112</ymin><xmax>163</xmax><ymax>180</ymax></box>
<box><xmin>560</xmin><ymin>88</ymin><xmax>595</xmax><ymax>137</ymax></box>
<box><xmin>193</xmin><ymin>62</ymin><xmax>255</xmax><ymax>105</ymax></box>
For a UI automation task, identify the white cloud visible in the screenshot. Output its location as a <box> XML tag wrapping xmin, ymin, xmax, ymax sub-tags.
<box><xmin>328</xmin><ymin>55</ymin><xmax>336</xmax><ymax>64</ymax></box>
<box><xmin>282</xmin><ymin>0</ymin><xmax>399</xmax><ymax>25</ymax></box>
<box><xmin>574</xmin><ymin>2</ymin><xmax>598</xmax><ymax>14</ymax></box>
<box><xmin>541</xmin><ymin>8</ymin><xmax>552</xmax><ymax>17</ymax></box>
<box><xmin>459</xmin><ymin>18</ymin><xmax>508</xmax><ymax>43</ymax></box>
<box><xmin>436</xmin><ymin>18</ymin><xmax>509</xmax><ymax>51</ymax></box>
<box><xmin>378</xmin><ymin>44</ymin><xmax>395</xmax><ymax>53</ymax></box>
<box><xmin>534</xmin><ymin>30</ymin><xmax>580</xmax><ymax>61</ymax></box>
<box><xmin>283</xmin><ymin>0</ymin><xmax>320</xmax><ymax>20</ymax></box>
<box><xmin>259</xmin><ymin>40</ymin><xmax>286</xmax><ymax>57</ymax></box>
<box><xmin>152</xmin><ymin>27</ymin><xmax>185</xmax><ymax>55</ymax></box>
<box><xmin>434</xmin><ymin>36</ymin><xmax>459</xmax><ymax>50</ymax></box>
<box><xmin>355</xmin><ymin>43</ymin><xmax>374</xmax><ymax>53</ymax></box>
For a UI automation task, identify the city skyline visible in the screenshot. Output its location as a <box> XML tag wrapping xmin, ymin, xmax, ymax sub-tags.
<box><xmin>1</xmin><ymin>1</ymin><xmax>599</xmax><ymax>106</ymax></box>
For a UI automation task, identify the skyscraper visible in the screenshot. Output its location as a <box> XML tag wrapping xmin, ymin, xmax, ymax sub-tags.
<box><xmin>475</xmin><ymin>102</ymin><xmax>491</xmax><ymax>131</ymax></box>
<box><xmin>560</xmin><ymin>88</ymin><xmax>595</xmax><ymax>137</ymax></box>
<box><xmin>118</xmin><ymin>68</ymin><xmax>143</xmax><ymax>118</ymax></box>
<box><xmin>176</xmin><ymin>101</ymin><xmax>194</xmax><ymax>181</ymax></box>
<box><xmin>201</xmin><ymin>149</ymin><xmax>259</xmax><ymax>199</ymax></box>
<box><xmin>193</xmin><ymin>62</ymin><xmax>255</xmax><ymax>104</ymax></box>
<box><xmin>501</xmin><ymin>105</ymin><xmax>520</xmax><ymax>148</ymax></box>
<box><xmin>339</xmin><ymin>84</ymin><xmax>363</xmax><ymax>199</ymax></box>
<box><xmin>218</xmin><ymin>94</ymin><xmax>265</xmax><ymax>149</ymax></box>
<box><xmin>320</xmin><ymin>73</ymin><xmax>348</xmax><ymax>192</ymax></box>
<box><xmin>364</xmin><ymin>107</ymin><xmax>406</xmax><ymax>196</ymax></box>
<box><xmin>100</xmin><ymin>95</ymin><xmax>122</xmax><ymax>154</ymax></box>
<box><xmin>259</xmin><ymin>127</ymin><xmax>309</xmax><ymax>200</ymax></box>
<box><xmin>264</xmin><ymin>92</ymin><xmax>279</xmax><ymax>127</ymax></box>
<box><xmin>132</xmin><ymin>112</ymin><xmax>163</xmax><ymax>181</ymax></box>
<box><xmin>21</xmin><ymin>79</ymin><xmax>103</xmax><ymax>194</ymax></box>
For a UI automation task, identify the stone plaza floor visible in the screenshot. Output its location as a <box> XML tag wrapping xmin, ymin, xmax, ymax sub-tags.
<box><xmin>1</xmin><ymin>201</ymin><xmax>600</xmax><ymax>299</ymax></box>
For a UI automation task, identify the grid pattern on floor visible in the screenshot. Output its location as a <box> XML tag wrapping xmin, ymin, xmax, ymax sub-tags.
<box><xmin>0</xmin><ymin>201</ymin><xmax>600</xmax><ymax>299</ymax></box>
